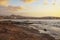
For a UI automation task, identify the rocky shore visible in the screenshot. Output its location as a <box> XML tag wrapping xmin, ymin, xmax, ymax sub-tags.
<box><xmin>0</xmin><ymin>21</ymin><xmax>56</xmax><ymax>40</ymax></box>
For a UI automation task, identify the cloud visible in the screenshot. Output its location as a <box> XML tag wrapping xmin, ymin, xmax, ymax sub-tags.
<box><xmin>0</xmin><ymin>6</ymin><xmax>13</xmax><ymax>16</ymax></box>
<box><xmin>0</xmin><ymin>0</ymin><xmax>8</xmax><ymax>6</ymax></box>
<box><xmin>7</xmin><ymin>6</ymin><xmax>24</xmax><ymax>12</ymax></box>
<box><xmin>22</xmin><ymin>0</ymin><xmax>36</xmax><ymax>3</ymax></box>
<box><xmin>0</xmin><ymin>6</ymin><xmax>25</xmax><ymax>16</ymax></box>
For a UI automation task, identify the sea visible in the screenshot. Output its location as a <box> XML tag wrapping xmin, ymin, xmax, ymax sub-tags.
<box><xmin>0</xmin><ymin>19</ymin><xmax>60</xmax><ymax>39</ymax></box>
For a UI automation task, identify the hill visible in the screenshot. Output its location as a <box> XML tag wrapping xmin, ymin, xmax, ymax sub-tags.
<box><xmin>2</xmin><ymin>15</ymin><xmax>60</xmax><ymax>19</ymax></box>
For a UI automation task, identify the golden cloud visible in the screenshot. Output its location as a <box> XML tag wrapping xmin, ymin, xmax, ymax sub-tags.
<box><xmin>0</xmin><ymin>0</ymin><xmax>8</xmax><ymax>6</ymax></box>
<box><xmin>0</xmin><ymin>6</ymin><xmax>25</xmax><ymax>16</ymax></box>
<box><xmin>7</xmin><ymin>6</ymin><xmax>24</xmax><ymax>12</ymax></box>
<box><xmin>22</xmin><ymin>0</ymin><xmax>35</xmax><ymax>3</ymax></box>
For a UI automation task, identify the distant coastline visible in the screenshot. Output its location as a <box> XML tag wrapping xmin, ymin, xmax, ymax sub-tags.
<box><xmin>0</xmin><ymin>15</ymin><xmax>60</xmax><ymax>19</ymax></box>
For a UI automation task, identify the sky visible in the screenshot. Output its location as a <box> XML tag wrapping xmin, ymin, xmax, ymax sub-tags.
<box><xmin>0</xmin><ymin>0</ymin><xmax>60</xmax><ymax>17</ymax></box>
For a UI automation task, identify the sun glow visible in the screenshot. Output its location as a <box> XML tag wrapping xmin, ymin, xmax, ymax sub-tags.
<box><xmin>19</xmin><ymin>0</ymin><xmax>60</xmax><ymax>17</ymax></box>
<box><xmin>0</xmin><ymin>0</ymin><xmax>60</xmax><ymax>17</ymax></box>
<box><xmin>0</xmin><ymin>0</ymin><xmax>8</xmax><ymax>6</ymax></box>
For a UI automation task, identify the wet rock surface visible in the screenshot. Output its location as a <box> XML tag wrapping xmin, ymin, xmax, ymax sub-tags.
<box><xmin>0</xmin><ymin>22</ymin><xmax>56</xmax><ymax>40</ymax></box>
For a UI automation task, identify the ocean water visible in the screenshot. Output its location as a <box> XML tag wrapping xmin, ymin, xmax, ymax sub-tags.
<box><xmin>0</xmin><ymin>19</ymin><xmax>60</xmax><ymax>39</ymax></box>
<box><xmin>13</xmin><ymin>19</ymin><xmax>60</xmax><ymax>39</ymax></box>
